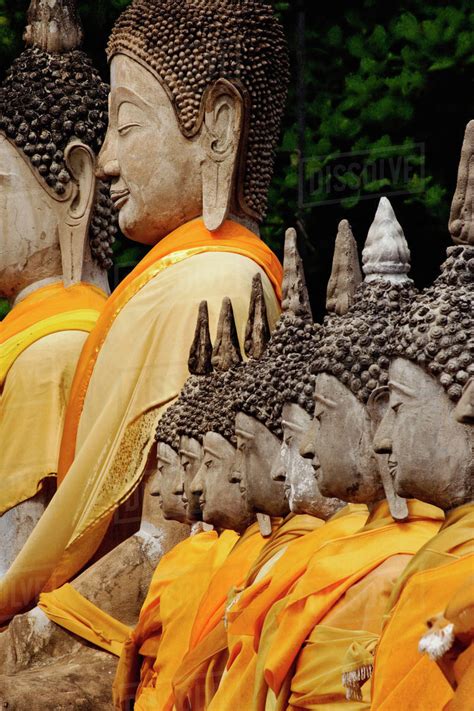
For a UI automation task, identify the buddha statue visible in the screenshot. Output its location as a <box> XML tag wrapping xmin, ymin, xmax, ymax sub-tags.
<box><xmin>260</xmin><ymin>201</ymin><xmax>443</xmax><ymax>709</ymax></box>
<box><xmin>370</xmin><ymin>121</ymin><xmax>474</xmax><ymax>711</ymax></box>
<box><xmin>0</xmin><ymin>0</ymin><xmax>116</xmax><ymax>576</ymax></box>
<box><xmin>0</xmin><ymin>0</ymin><xmax>286</xmax><ymax>622</ymax></box>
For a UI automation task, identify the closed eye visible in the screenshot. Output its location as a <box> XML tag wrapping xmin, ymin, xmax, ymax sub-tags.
<box><xmin>118</xmin><ymin>122</ymin><xmax>142</xmax><ymax>136</ymax></box>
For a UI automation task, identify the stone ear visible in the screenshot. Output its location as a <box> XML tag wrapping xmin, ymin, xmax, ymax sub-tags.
<box><xmin>61</xmin><ymin>140</ymin><xmax>96</xmax><ymax>286</ymax></box>
<box><xmin>202</xmin><ymin>79</ymin><xmax>244</xmax><ymax>232</ymax></box>
<box><xmin>368</xmin><ymin>387</ymin><xmax>409</xmax><ymax>522</ymax></box>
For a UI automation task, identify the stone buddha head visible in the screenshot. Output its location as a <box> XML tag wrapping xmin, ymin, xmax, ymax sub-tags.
<box><xmin>191</xmin><ymin>371</ymin><xmax>256</xmax><ymax>533</ymax></box>
<box><xmin>301</xmin><ymin>201</ymin><xmax>416</xmax><ymax>512</ymax></box>
<box><xmin>188</xmin><ymin>294</ymin><xmax>261</xmax><ymax>533</ymax></box>
<box><xmin>227</xmin><ymin>278</ymin><xmax>291</xmax><ymax>519</ymax></box>
<box><xmin>99</xmin><ymin>0</ymin><xmax>289</xmax><ymax>242</ymax></box>
<box><xmin>153</xmin><ymin>300</ymin><xmax>215</xmax><ymax>523</ymax></box>
<box><xmin>154</xmin><ymin>434</ymin><xmax>187</xmax><ymax>524</ymax></box>
<box><xmin>266</xmin><ymin>230</ymin><xmax>344</xmax><ymax>519</ymax></box>
<box><xmin>0</xmin><ymin>0</ymin><xmax>117</xmax><ymax>302</ymax></box>
<box><xmin>154</xmin><ymin>285</ymin><xmax>262</xmax><ymax>528</ymax></box>
<box><xmin>374</xmin><ymin>123</ymin><xmax>473</xmax><ymax>512</ymax></box>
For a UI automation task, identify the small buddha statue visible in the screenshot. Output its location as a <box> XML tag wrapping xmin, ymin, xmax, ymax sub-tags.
<box><xmin>0</xmin><ymin>0</ymin><xmax>286</xmax><ymax>621</ymax></box>
<box><xmin>370</xmin><ymin>121</ymin><xmax>474</xmax><ymax>711</ymax></box>
<box><xmin>260</xmin><ymin>200</ymin><xmax>443</xmax><ymax>709</ymax></box>
<box><xmin>0</xmin><ymin>0</ymin><xmax>116</xmax><ymax>576</ymax></box>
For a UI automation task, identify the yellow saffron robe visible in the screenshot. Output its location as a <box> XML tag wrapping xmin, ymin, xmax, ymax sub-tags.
<box><xmin>0</xmin><ymin>219</ymin><xmax>282</xmax><ymax>623</ymax></box>
<box><xmin>370</xmin><ymin>504</ymin><xmax>474</xmax><ymax>711</ymax></box>
<box><xmin>154</xmin><ymin>521</ymin><xmax>269</xmax><ymax>711</ymax></box>
<box><xmin>206</xmin><ymin>505</ymin><xmax>369</xmax><ymax>711</ymax></box>
<box><xmin>443</xmin><ymin>574</ymin><xmax>474</xmax><ymax>711</ymax></box>
<box><xmin>0</xmin><ymin>282</ymin><xmax>107</xmax><ymax>516</ymax></box>
<box><xmin>172</xmin><ymin>515</ymin><xmax>320</xmax><ymax>711</ymax></box>
<box><xmin>112</xmin><ymin>530</ymin><xmax>226</xmax><ymax>710</ymax></box>
<box><xmin>261</xmin><ymin>500</ymin><xmax>444</xmax><ymax>710</ymax></box>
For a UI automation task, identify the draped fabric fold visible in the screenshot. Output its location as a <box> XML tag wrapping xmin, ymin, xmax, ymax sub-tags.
<box><xmin>58</xmin><ymin>219</ymin><xmax>283</xmax><ymax>481</ymax></box>
<box><xmin>0</xmin><ymin>219</ymin><xmax>282</xmax><ymax>623</ymax></box>
<box><xmin>208</xmin><ymin>506</ymin><xmax>370</xmax><ymax>711</ymax></box>
<box><xmin>188</xmin><ymin>521</ymin><xmax>269</xmax><ymax>650</ymax></box>
<box><xmin>0</xmin><ymin>282</ymin><xmax>107</xmax><ymax>516</ymax></box>
<box><xmin>38</xmin><ymin>584</ymin><xmax>131</xmax><ymax>657</ymax></box>
<box><xmin>263</xmin><ymin>500</ymin><xmax>444</xmax><ymax>700</ymax></box>
<box><xmin>0</xmin><ymin>281</ymin><xmax>107</xmax><ymax>385</ymax></box>
<box><xmin>134</xmin><ymin>530</ymin><xmax>239</xmax><ymax>711</ymax></box>
<box><xmin>173</xmin><ymin>514</ymin><xmax>320</xmax><ymax>711</ymax></box>
<box><xmin>113</xmin><ymin>530</ymin><xmax>220</xmax><ymax>711</ymax></box>
<box><xmin>370</xmin><ymin>505</ymin><xmax>474</xmax><ymax>710</ymax></box>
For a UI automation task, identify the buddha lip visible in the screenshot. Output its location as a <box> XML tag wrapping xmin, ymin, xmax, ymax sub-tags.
<box><xmin>110</xmin><ymin>189</ymin><xmax>129</xmax><ymax>209</ymax></box>
<box><xmin>388</xmin><ymin>459</ymin><xmax>398</xmax><ymax>477</ymax></box>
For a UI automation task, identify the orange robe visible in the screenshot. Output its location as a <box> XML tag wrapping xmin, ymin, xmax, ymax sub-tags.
<box><xmin>172</xmin><ymin>514</ymin><xmax>322</xmax><ymax>710</ymax></box>
<box><xmin>446</xmin><ymin>644</ymin><xmax>474</xmax><ymax>711</ymax></box>
<box><xmin>443</xmin><ymin>574</ymin><xmax>474</xmax><ymax>711</ymax></box>
<box><xmin>113</xmin><ymin>530</ymin><xmax>224</xmax><ymax>710</ymax></box>
<box><xmin>207</xmin><ymin>505</ymin><xmax>369</xmax><ymax>711</ymax></box>
<box><xmin>0</xmin><ymin>282</ymin><xmax>107</xmax><ymax>515</ymax></box>
<box><xmin>262</xmin><ymin>500</ymin><xmax>443</xmax><ymax>709</ymax></box>
<box><xmin>0</xmin><ymin>219</ymin><xmax>283</xmax><ymax>623</ymax></box>
<box><xmin>370</xmin><ymin>504</ymin><xmax>474</xmax><ymax>711</ymax></box>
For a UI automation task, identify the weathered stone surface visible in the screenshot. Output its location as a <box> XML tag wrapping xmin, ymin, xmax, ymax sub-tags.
<box><xmin>0</xmin><ymin>647</ymin><xmax>116</xmax><ymax>711</ymax></box>
<box><xmin>0</xmin><ymin>520</ymin><xmax>187</xmax><ymax>702</ymax></box>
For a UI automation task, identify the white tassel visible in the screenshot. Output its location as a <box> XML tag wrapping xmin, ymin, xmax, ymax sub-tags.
<box><xmin>342</xmin><ymin>664</ymin><xmax>373</xmax><ymax>701</ymax></box>
<box><xmin>418</xmin><ymin>624</ymin><xmax>455</xmax><ymax>661</ymax></box>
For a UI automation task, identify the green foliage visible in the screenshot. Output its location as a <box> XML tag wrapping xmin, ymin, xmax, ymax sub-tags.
<box><xmin>0</xmin><ymin>0</ymin><xmax>473</xmax><ymax>318</ymax></box>
<box><xmin>0</xmin><ymin>298</ymin><xmax>8</xmax><ymax>319</ymax></box>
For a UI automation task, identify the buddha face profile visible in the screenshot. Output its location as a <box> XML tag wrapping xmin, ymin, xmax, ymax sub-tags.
<box><xmin>153</xmin><ymin>441</ymin><xmax>187</xmax><ymax>524</ymax></box>
<box><xmin>191</xmin><ymin>432</ymin><xmax>254</xmax><ymax>533</ymax></box>
<box><xmin>273</xmin><ymin>403</ymin><xmax>342</xmax><ymax>518</ymax></box>
<box><xmin>100</xmin><ymin>0</ymin><xmax>289</xmax><ymax>243</ymax></box>
<box><xmin>0</xmin><ymin>45</ymin><xmax>116</xmax><ymax>301</ymax></box>
<box><xmin>99</xmin><ymin>55</ymin><xmax>211</xmax><ymax>243</ymax></box>
<box><xmin>374</xmin><ymin>359</ymin><xmax>473</xmax><ymax>511</ymax></box>
<box><xmin>179</xmin><ymin>435</ymin><xmax>204</xmax><ymax>522</ymax></box>
<box><xmin>232</xmin><ymin>412</ymin><xmax>289</xmax><ymax>517</ymax></box>
<box><xmin>301</xmin><ymin>374</ymin><xmax>385</xmax><ymax>504</ymax></box>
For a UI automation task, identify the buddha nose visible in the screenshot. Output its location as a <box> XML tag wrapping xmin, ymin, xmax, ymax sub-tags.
<box><xmin>97</xmin><ymin>131</ymin><xmax>119</xmax><ymax>180</ymax></box>
<box><xmin>299</xmin><ymin>425</ymin><xmax>315</xmax><ymax>461</ymax></box>
<box><xmin>271</xmin><ymin>456</ymin><xmax>286</xmax><ymax>483</ymax></box>
<box><xmin>374</xmin><ymin>437</ymin><xmax>392</xmax><ymax>454</ymax></box>
<box><xmin>191</xmin><ymin>466</ymin><xmax>204</xmax><ymax>497</ymax></box>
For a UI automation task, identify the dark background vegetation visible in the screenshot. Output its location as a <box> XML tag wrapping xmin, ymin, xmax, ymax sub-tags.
<box><xmin>0</xmin><ymin>0</ymin><xmax>473</xmax><ymax>319</ymax></box>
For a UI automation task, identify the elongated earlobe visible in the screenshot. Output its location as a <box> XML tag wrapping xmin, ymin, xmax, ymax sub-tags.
<box><xmin>62</xmin><ymin>140</ymin><xmax>96</xmax><ymax>286</ymax></box>
<box><xmin>202</xmin><ymin>80</ymin><xmax>244</xmax><ymax>231</ymax></box>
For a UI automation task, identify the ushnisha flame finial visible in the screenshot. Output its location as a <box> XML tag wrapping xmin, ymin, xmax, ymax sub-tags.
<box><xmin>363</xmin><ymin>197</ymin><xmax>411</xmax><ymax>284</ymax></box>
<box><xmin>449</xmin><ymin>120</ymin><xmax>474</xmax><ymax>246</ymax></box>
<box><xmin>281</xmin><ymin>228</ymin><xmax>313</xmax><ymax>321</ymax></box>
<box><xmin>212</xmin><ymin>297</ymin><xmax>243</xmax><ymax>372</ymax></box>
<box><xmin>326</xmin><ymin>219</ymin><xmax>362</xmax><ymax>316</ymax></box>
<box><xmin>188</xmin><ymin>301</ymin><xmax>214</xmax><ymax>376</ymax></box>
<box><xmin>24</xmin><ymin>0</ymin><xmax>83</xmax><ymax>53</ymax></box>
<box><xmin>244</xmin><ymin>273</ymin><xmax>271</xmax><ymax>359</ymax></box>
